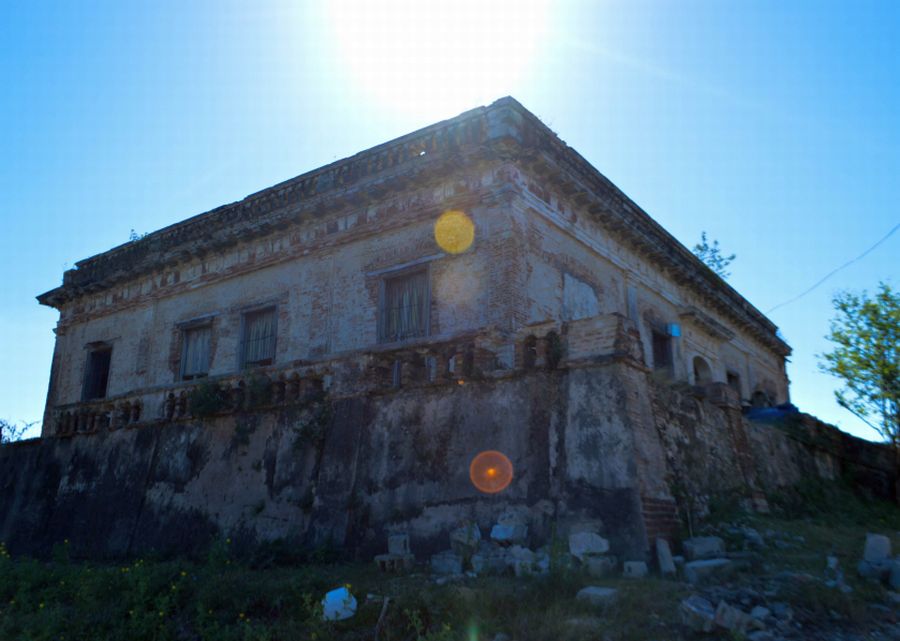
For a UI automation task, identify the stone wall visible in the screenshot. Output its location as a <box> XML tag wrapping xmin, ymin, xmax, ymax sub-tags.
<box><xmin>649</xmin><ymin>381</ymin><xmax>898</xmax><ymax>523</ymax></box>
<box><xmin>3</xmin><ymin>346</ymin><xmax>894</xmax><ymax>563</ymax></box>
<box><xmin>2</xmin><ymin>359</ymin><xmax>657</xmax><ymax>561</ymax></box>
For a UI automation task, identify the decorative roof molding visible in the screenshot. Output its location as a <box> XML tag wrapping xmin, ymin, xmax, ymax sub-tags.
<box><xmin>37</xmin><ymin>96</ymin><xmax>790</xmax><ymax>356</ymax></box>
<box><xmin>679</xmin><ymin>306</ymin><xmax>736</xmax><ymax>342</ymax></box>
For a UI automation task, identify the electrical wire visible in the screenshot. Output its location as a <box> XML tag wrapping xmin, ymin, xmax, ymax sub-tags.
<box><xmin>767</xmin><ymin>221</ymin><xmax>900</xmax><ymax>314</ymax></box>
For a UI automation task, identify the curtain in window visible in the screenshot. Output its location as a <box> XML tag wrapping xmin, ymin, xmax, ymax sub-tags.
<box><xmin>182</xmin><ymin>326</ymin><xmax>211</xmax><ymax>378</ymax></box>
<box><xmin>243</xmin><ymin>309</ymin><xmax>276</xmax><ymax>365</ymax></box>
<box><xmin>384</xmin><ymin>271</ymin><xmax>427</xmax><ymax>341</ymax></box>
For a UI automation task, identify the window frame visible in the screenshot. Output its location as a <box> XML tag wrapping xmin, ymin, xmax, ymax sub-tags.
<box><xmin>650</xmin><ymin>326</ymin><xmax>673</xmax><ymax>372</ymax></box>
<box><xmin>377</xmin><ymin>264</ymin><xmax>432</xmax><ymax>345</ymax></box>
<box><xmin>239</xmin><ymin>305</ymin><xmax>278</xmax><ymax>369</ymax></box>
<box><xmin>178</xmin><ymin>318</ymin><xmax>214</xmax><ymax>381</ymax></box>
<box><xmin>82</xmin><ymin>342</ymin><xmax>113</xmax><ymax>401</ymax></box>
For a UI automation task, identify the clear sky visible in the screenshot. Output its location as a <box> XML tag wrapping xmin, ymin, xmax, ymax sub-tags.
<box><xmin>1</xmin><ymin>1</ymin><xmax>897</xmax><ymax>441</ymax></box>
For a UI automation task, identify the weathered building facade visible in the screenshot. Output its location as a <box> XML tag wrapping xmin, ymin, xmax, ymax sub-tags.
<box><xmin>37</xmin><ymin>97</ymin><xmax>790</xmax><ymax>431</ymax></box>
<box><xmin>7</xmin><ymin>97</ymin><xmax>872</xmax><ymax>562</ymax></box>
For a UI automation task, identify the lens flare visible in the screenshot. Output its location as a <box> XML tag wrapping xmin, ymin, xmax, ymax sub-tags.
<box><xmin>434</xmin><ymin>210</ymin><xmax>475</xmax><ymax>254</ymax></box>
<box><xmin>469</xmin><ymin>450</ymin><xmax>513</xmax><ymax>494</ymax></box>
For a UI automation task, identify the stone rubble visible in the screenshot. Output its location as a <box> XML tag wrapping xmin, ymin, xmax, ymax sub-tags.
<box><xmin>575</xmin><ymin>586</ymin><xmax>619</xmax><ymax>607</ymax></box>
<box><xmin>449</xmin><ymin>522</ymin><xmax>481</xmax><ymax>557</ymax></box>
<box><xmin>568</xmin><ymin>531</ymin><xmax>610</xmax><ymax>561</ymax></box>
<box><xmin>490</xmin><ymin>512</ymin><xmax>528</xmax><ymax>545</ymax></box>
<box><xmin>680</xmin><ymin>595</ymin><xmax>717</xmax><ymax>632</ymax></box>
<box><xmin>622</xmin><ymin>560</ymin><xmax>648</xmax><ymax>579</ymax></box>
<box><xmin>683</xmin><ymin>536</ymin><xmax>726</xmax><ymax>560</ymax></box>
<box><xmin>656</xmin><ymin>538</ymin><xmax>677</xmax><ymax>576</ymax></box>
<box><xmin>430</xmin><ymin>550</ymin><xmax>463</xmax><ymax>576</ymax></box>
<box><xmin>684</xmin><ymin>558</ymin><xmax>735</xmax><ymax>584</ymax></box>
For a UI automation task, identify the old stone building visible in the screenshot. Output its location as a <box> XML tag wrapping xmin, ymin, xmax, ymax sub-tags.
<box><xmin>37</xmin><ymin>97</ymin><xmax>789</xmax><ymax>430</ymax></box>
<box><xmin>7</xmin><ymin>97</ymin><xmax>890</xmax><ymax>562</ymax></box>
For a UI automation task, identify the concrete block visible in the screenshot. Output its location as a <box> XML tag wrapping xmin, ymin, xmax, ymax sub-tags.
<box><xmin>680</xmin><ymin>595</ymin><xmax>716</xmax><ymax>632</ymax></box>
<box><xmin>623</xmin><ymin>560</ymin><xmax>648</xmax><ymax>579</ymax></box>
<box><xmin>683</xmin><ymin>536</ymin><xmax>725</xmax><ymax>560</ymax></box>
<box><xmin>684</xmin><ymin>558</ymin><xmax>734</xmax><ymax>584</ymax></box>
<box><xmin>863</xmin><ymin>533</ymin><xmax>891</xmax><ymax>563</ymax></box>
<box><xmin>568</xmin><ymin>531</ymin><xmax>609</xmax><ymax>561</ymax></box>
<box><xmin>656</xmin><ymin>538</ymin><xmax>676</xmax><ymax>576</ymax></box>
<box><xmin>576</xmin><ymin>586</ymin><xmax>618</xmax><ymax>607</ymax></box>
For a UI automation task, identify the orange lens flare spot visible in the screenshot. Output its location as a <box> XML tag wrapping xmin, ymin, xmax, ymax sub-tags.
<box><xmin>469</xmin><ymin>451</ymin><xmax>513</xmax><ymax>494</ymax></box>
<box><xmin>434</xmin><ymin>210</ymin><xmax>475</xmax><ymax>254</ymax></box>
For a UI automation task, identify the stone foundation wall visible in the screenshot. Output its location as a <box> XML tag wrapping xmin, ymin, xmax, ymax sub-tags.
<box><xmin>3</xmin><ymin>360</ymin><xmax>894</xmax><ymax>564</ymax></box>
<box><xmin>1</xmin><ymin>362</ymin><xmax>655</xmax><ymax>561</ymax></box>
<box><xmin>650</xmin><ymin>381</ymin><xmax>898</xmax><ymax>524</ymax></box>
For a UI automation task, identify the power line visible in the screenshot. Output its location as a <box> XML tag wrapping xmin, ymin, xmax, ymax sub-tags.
<box><xmin>767</xmin><ymin>221</ymin><xmax>900</xmax><ymax>314</ymax></box>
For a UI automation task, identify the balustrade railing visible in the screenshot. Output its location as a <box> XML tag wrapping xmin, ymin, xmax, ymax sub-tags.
<box><xmin>51</xmin><ymin>325</ymin><xmax>572</xmax><ymax>438</ymax></box>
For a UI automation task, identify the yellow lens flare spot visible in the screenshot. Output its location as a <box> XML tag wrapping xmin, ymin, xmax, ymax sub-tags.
<box><xmin>434</xmin><ymin>210</ymin><xmax>475</xmax><ymax>254</ymax></box>
<box><xmin>469</xmin><ymin>451</ymin><xmax>513</xmax><ymax>494</ymax></box>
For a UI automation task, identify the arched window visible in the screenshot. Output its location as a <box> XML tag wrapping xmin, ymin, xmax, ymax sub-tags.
<box><xmin>750</xmin><ymin>389</ymin><xmax>771</xmax><ymax>408</ymax></box>
<box><xmin>692</xmin><ymin>356</ymin><xmax>712</xmax><ymax>385</ymax></box>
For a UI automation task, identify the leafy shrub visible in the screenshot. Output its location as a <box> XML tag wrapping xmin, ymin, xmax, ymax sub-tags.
<box><xmin>189</xmin><ymin>381</ymin><xmax>230</xmax><ymax>418</ymax></box>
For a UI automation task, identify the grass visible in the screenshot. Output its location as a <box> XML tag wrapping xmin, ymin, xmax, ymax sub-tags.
<box><xmin>0</xmin><ymin>541</ymin><xmax>689</xmax><ymax>641</ymax></box>
<box><xmin>1</xmin><ymin>479</ymin><xmax>897</xmax><ymax>640</ymax></box>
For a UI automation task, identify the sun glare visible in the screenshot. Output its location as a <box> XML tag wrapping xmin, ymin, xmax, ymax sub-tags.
<box><xmin>326</xmin><ymin>0</ymin><xmax>549</xmax><ymax>119</ymax></box>
<box><xmin>469</xmin><ymin>450</ymin><xmax>513</xmax><ymax>494</ymax></box>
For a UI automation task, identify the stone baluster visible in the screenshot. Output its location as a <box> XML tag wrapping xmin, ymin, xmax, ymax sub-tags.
<box><xmin>164</xmin><ymin>393</ymin><xmax>176</xmax><ymax>420</ymax></box>
<box><xmin>287</xmin><ymin>372</ymin><xmax>301</xmax><ymax>403</ymax></box>
<box><xmin>274</xmin><ymin>374</ymin><xmax>286</xmax><ymax>405</ymax></box>
<box><xmin>175</xmin><ymin>391</ymin><xmax>187</xmax><ymax>418</ymax></box>
<box><xmin>232</xmin><ymin>381</ymin><xmax>246</xmax><ymax>411</ymax></box>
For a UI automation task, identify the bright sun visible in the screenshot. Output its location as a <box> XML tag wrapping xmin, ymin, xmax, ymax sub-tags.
<box><xmin>326</xmin><ymin>0</ymin><xmax>549</xmax><ymax>119</ymax></box>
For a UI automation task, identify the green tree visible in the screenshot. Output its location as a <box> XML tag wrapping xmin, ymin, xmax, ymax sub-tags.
<box><xmin>819</xmin><ymin>282</ymin><xmax>899</xmax><ymax>449</ymax></box>
<box><xmin>692</xmin><ymin>231</ymin><xmax>736</xmax><ymax>279</ymax></box>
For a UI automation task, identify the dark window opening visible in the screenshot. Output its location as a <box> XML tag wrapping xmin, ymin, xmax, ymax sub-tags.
<box><xmin>693</xmin><ymin>356</ymin><xmax>712</xmax><ymax>385</ymax></box>
<box><xmin>379</xmin><ymin>269</ymin><xmax>429</xmax><ymax>343</ymax></box>
<box><xmin>651</xmin><ymin>329</ymin><xmax>672</xmax><ymax>370</ymax></box>
<box><xmin>727</xmin><ymin>371</ymin><xmax>741</xmax><ymax>395</ymax></box>
<box><xmin>181</xmin><ymin>325</ymin><xmax>212</xmax><ymax>380</ymax></box>
<box><xmin>242</xmin><ymin>307</ymin><xmax>277</xmax><ymax>367</ymax></box>
<box><xmin>83</xmin><ymin>346</ymin><xmax>112</xmax><ymax>400</ymax></box>
<box><xmin>751</xmin><ymin>390</ymin><xmax>771</xmax><ymax>408</ymax></box>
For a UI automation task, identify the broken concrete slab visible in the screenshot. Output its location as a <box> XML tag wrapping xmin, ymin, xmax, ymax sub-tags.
<box><xmin>684</xmin><ymin>558</ymin><xmax>734</xmax><ymax>584</ymax></box>
<box><xmin>656</xmin><ymin>538</ymin><xmax>676</xmax><ymax>576</ymax></box>
<box><xmin>680</xmin><ymin>595</ymin><xmax>716</xmax><ymax>632</ymax></box>
<box><xmin>714</xmin><ymin>600</ymin><xmax>753</xmax><ymax>634</ymax></box>
<box><xmin>387</xmin><ymin>532</ymin><xmax>410</xmax><ymax>556</ymax></box>
<box><xmin>857</xmin><ymin>559</ymin><xmax>892</xmax><ymax>582</ymax></box>
<box><xmin>863</xmin><ymin>533</ymin><xmax>891</xmax><ymax>563</ymax></box>
<box><xmin>575</xmin><ymin>586</ymin><xmax>618</xmax><ymax>607</ymax></box>
<box><xmin>584</xmin><ymin>555</ymin><xmax>617</xmax><ymax>578</ymax></box>
<box><xmin>449</xmin><ymin>522</ymin><xmax>481</xmax><ymax>556</ymax></box>
<box><xmin>430</xmin><ymin>551</ymin><xmax>463</xmax><ymax>575</ymax></box>
<box><xmin>374</xmin><ymin>553</ymin><xmax>415</xmax><ymax>572</ymax></box>
<box><xmin>623</xmin><ymin>560</ymin><xmax>648</xmax><ymax>579</ymax></box>
<box><xmin>683</xmin><ymin>536</ymin><xmax>726</xmax><ymax>560</ymax></box>
<box><xmin>568</xmin><ymin>531</ymin><xmax>610</xmax><ymax>561</ymax></box>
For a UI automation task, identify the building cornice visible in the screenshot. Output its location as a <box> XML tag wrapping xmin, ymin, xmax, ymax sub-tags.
<box><xmin>37</xmin><ymin>96</ymin><xmax>790</xmax><ymax>356</ymax></box>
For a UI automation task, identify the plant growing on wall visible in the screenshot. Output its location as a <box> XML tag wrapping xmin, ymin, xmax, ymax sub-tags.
<box><xmin>188</xmin><ymin>381</ymin><xmax>230</xmax><ymax>418</ymax></box>
<box><xmin>692</xmin><ymin>231</ymin><xmax>736</xmax><ymax>279</ymax></box>
<box><xmin>244</xmin><ymin>373</ymin><xmax>273</xmax><ymax>409</ymax></box>
<box><xmin>819</xmin><ymin>282</ymin><xmax>899</xmax><ymax>450</ymax></box>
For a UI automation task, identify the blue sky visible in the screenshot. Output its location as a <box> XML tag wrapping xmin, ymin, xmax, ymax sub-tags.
<box><xmin>1</xmin><ymin>1</ymin><xmax>897</xmax><ymax>441</ymax></box>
